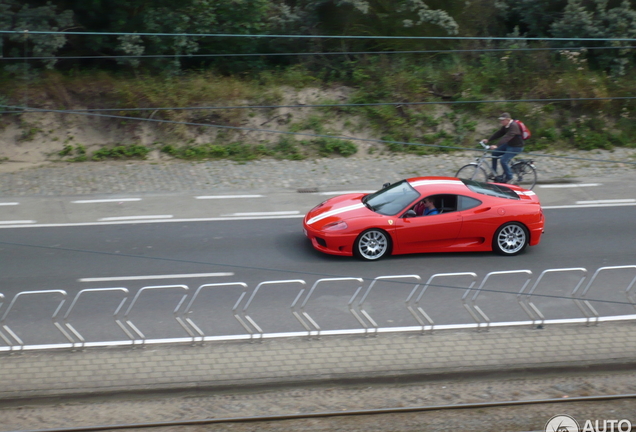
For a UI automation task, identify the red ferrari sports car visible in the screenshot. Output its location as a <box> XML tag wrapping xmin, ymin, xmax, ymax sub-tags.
<box><xmin>303</xmin><ymin>176</ymin><xmax>544</xmax><ymax>260</ymax></box>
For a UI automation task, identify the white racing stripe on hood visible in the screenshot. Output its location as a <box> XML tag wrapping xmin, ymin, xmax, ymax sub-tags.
<box><xmin>307</xmin><ymin>203</ymin><xmax>366</xmax><ymax>225</ymax></box>
<box><xmin>409</xmin><ymin>179</ymin><xmax>464</xmax><ymax>187</ymax></box>
<box><xmin>515</xmin><ymin>190</ymin><xmax>536</xmax><ymax>196</ymax></box>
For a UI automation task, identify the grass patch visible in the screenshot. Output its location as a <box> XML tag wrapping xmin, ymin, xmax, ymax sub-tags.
<box><xmin>92</xmin><ymin>144</ymin><xmax>149</xmax><ymax>161</ymax></box>
<box><xmin>161</xmin><ymin>142</ymin><xmax>272</xmax><ymax>162</ymax></box>
<box><xmin>315</xmin><ymin>138</ymin><xmax>358</xmax><ymax>157</ymax></box>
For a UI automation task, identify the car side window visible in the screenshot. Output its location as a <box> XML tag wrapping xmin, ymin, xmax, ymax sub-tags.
<box><xmin>436</xmin><ymin>194</ymin><xmax>457</xmax><ymax>214</ymax></box>
<box><xmin>412</xmin><ymin>194</ymin><xmax>459</xmax><ymax>216</ymax></box>
<box><xmin>458</xmin><ymin>195</ymin><xmax>482</xmax><ymax>211</ymax></box>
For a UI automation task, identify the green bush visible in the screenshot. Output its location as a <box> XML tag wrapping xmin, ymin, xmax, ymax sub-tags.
<box><xmin>92</xmin><ymin>144</ymin><xmax>150</xmax><ymax>161</ymax></box>
<box><xmin>274</xmin><ymin>137</ymin><xmax>305</xmax><ymax>160</ymax></box>
<box><xmin>159</xmin><ymin>142</ymin><xmax>275</xmax><ymax>161</ymax></box>
<box><xmin>316</xmin><ymin>138</ymin><xmax>357</xmax><ymax>157</ymax></box>
<box><xmin>288</xmin><ymin>115</ymin><xmax>325</xmax><ymax>134</ymax></box>
<box><xmin>58</xmin><ymin>145</ymin><xmax>74</xmax><ymax>157</ymax></box>
<box><xmin>58</xmin><ymin>144</ymin><xmax>89</xmax><ymax>161</ymax></box>
<box><xmin>573</xmin><ymin>131</ymin><xmax>613</xmax><ymax>151</ymax></box>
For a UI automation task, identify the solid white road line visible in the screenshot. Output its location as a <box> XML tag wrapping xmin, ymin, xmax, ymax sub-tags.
<box><xmin>538</xmin><ymin>183</ymin><xmax>601</xmax><ymax>188</ymax></box>
<box><xmin>543</xmin><ymin>202</ymin><xmax>636</xmax><ymax>210</ymax></box>
<box><xmin>97</xmin><ymin>215</ymin><xmax>173</xmax><ymax>221</ymax></box>
<box><xmin>6</xmin><ymin>198</ymin><xmax>636</xmax><ymax>229</ymax></box>
<box><xmin>79</xmin><ymin>272</ymin><xmax>235</xmax><ymax>282</ymax></box>
<box><xmin>575</xmin><ymin>199</ymin><xmax>636</xmax><ymax>205</ymax></box>
<box><xmin>195</xmin><ymin>195</ymin><xmax>264</xmax><ymax>199</ymax></box>
<box><xmin>72</xmin><ymin>198</ymin><xmax>142</xmax><ymax>203</ymax></box>
<box><xmin>228</xmin><ymin>211</ymin><xmax>300</xmax><ymax>216</ymax></box>
<box><xmin>0</xmin><ymin>214</ymin><xmax>305</xmax><ymax>228</ymax></box>
<box><xmin>0</xmin><ymin>202</ymin><xmax>19</xmax><ymax>206</ymax></box>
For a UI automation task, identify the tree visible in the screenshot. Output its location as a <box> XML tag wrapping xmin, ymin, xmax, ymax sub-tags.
<box><xmin>550</xmin><ymin>0</ymin><xmax>636</xmax><ymax>74</ymax></box>
<box><xmin>0</xmin><ymin>0</ymin><xmax>73</xmax><ymax>71</ymax></box>
<box><xmin>1</xmin><ymin>0</ymin><xmax>274</xmax><ymax>73</ymax></box>
<box><xmin>57</xmin><ymin>0</ymin><xmax>273</xmax><ymax>73</ymax></box>
<box><xmin>496</xmin><ymin>0</ymin><xmax>568</xmax><ymax>38</ymax></box>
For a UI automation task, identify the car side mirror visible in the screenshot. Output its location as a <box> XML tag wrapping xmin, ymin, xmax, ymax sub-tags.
<box><xmin>404</xmin><ymin>209</ymin><xmax>417</xmax><ymax>218</ymax></box>
<box><xmin>382</xmin><ymin>182</ymin><xmax>391</xmax><ymax>189</ymax></box>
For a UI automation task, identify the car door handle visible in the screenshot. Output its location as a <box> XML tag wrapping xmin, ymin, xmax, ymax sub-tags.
<box><xmin>474</xmin><ymin>207</ymin><xmax>491</xmax><ymax>214</ymax></box>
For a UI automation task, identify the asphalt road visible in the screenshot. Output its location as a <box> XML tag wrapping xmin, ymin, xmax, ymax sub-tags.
<box><xmin>1</xmin><ymin>178</ymin><xmax>636</xmax><ymax>347</ymax></box>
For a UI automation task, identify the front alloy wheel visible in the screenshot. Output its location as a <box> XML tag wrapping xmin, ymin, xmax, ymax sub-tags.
<box><xmin>493</xmin><ymin>222</ymin><xmax>528</xmax><ymax>256</ymax></box>
<box><xmin>354</xmin><ymin>229</ymin><xmax>390</xmax><ymax>261</ymax></box>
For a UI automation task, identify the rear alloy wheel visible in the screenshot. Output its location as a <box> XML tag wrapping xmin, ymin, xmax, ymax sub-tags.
<box><xmin>354</xmin><ymin>229</ymin><xmax>391</xmax><ymax>261</ymax></box>
<box><xmin>492</xmin><ymin>222</ymin><xmax>528</xmax><ymax>256</ymax></box>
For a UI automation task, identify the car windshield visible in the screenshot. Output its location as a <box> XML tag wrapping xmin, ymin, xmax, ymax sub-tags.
<box><xmin>363</xmin><ymin>180</ymin><xmax>420</xmax><ymax>215</ymax></box>
<box><xmin>460</xmin><ymin>179</ymin><xmax>520</xmax><ymax>200</ymax></box>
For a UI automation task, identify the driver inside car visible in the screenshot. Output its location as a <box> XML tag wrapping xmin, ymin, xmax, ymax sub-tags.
<box><xmin>413</xmin><ymin>197</ymin><xmax>439</xmax><ymax>216</ymax></box>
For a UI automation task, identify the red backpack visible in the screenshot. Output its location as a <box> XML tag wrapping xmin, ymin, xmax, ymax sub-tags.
<box><xmin>515</xmin><ymin>119</ymin><xmax>531</xmax><ymax>140</ymax></box>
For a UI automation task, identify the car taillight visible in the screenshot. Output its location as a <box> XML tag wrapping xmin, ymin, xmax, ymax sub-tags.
<box><xmin>323</xmin><ymin>221</ymin><xmax>348</xmax><ymax>231</ymax></box>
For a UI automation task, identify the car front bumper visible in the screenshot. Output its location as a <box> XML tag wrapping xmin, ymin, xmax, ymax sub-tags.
<box><xmin>303</xmin><ymin>224</ymin><xmax>356</xmax><ymax>257</ymax></box>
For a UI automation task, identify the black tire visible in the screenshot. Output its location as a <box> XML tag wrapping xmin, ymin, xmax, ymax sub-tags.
<box><xmin>492</xmin><ymin>222</ymin><xmax>529</xmax><ymax>256</ymax></box>
<box><xmin>353</xmin><ymin>229</ymin><xmax>391</xmax><ymax>261</ymax></box>
<box><xmin>456</xmin><ymin>164</ymin><xmax>488</xmax><ymax>183</ymax></box>
<box><xmin>511</xmin><ymin>161</ymin><xmax>537</xmax><ymax>190</ymax></box>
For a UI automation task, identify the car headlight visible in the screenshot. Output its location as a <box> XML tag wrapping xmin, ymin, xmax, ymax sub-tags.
<box><xmin>323</xmin><ymin>221</ymin><xmax>348</xmax><ymax>231</ymax></box>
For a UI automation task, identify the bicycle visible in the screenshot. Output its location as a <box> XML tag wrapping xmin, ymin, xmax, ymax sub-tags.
<box><xmin>455</xmin><ymin>141</ymin><xmax>537</xmax><ymax>190</ymax></box>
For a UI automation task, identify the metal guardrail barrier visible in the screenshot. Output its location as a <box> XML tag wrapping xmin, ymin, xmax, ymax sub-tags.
<box><xmin>185</xmin><ymin>282</ymin><xmax>250</xmax><ymax>343</ymax></box>
<box><xmin>294</xmin><ymin>277</ymin><xmax>364</xmax><ymax>338</ymax></box>
<box><xmin>1</xmin><ymin>265</ymin><xmax>636</xmax><ymax>352</ymax></box>
<box><xmin>356</xmin><ymin>275</ymin><xmax>421</xmax><ymax>336</ymax></box>
<box><xmin>518</xmin><ymin>268</ymin><xmax>587</xmax><ymax>328</ymax></box>
<box><xmin>407</xmin><ymin>272</ymin><xmax>476</xmax><ymax>334</ymax></box>
<box><xmin>124</xmin><ymin>285</ymin><xmax>192</xmax><ymax>346</ymax></box>
<box><xmin>575</xmin><ymin>265</ymin><xmax>636</xmax><ymax>325</ymax></box>
<box><xmin>0</xmin><ymin>290</ymin><xmax>70</xmax><ymax>352</ymax></box>
<box><xmin>63</xmin><ymin>287</ymin><xmax>130</xmax><ymax>349</ymax></box>
<box><xmin>463</xmin><ymin>270</ymin><xmax>533</xmax><ymax>331</ymax></box>
<box><xmin>242</xmin><ymin>279</ymin><xmax>307</xmax><ymax>341</ymax></box>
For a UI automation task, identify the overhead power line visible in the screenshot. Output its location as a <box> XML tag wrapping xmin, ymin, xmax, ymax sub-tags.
<box><xmin>1</xmin><ymin>45</ymin><xmax>634</xmax><ymax>62</ymax></box>
<box><xmin>2</xmin><ymin>96</ymin><xmax>636</xmax><ymax>117</ymax></box>
<box><xmin>4</xmin><ymin>29</ymin><xmax>636</xmax><ymax>42</ymax></box>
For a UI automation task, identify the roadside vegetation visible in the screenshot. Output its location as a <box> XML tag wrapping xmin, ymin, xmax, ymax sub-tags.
<box><xmin>2</xmin><ymin>0</ymin><xmax>636</xmax><ymax>163</ymax></box>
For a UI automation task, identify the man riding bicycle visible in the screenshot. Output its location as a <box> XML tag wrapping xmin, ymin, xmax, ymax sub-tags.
<box><xmin>483</xmin><ymin>112</ymin><xmax>524</xmax><ymax>183</ymax></box>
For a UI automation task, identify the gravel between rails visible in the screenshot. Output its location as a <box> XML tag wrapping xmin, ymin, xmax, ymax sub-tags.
<box><xmin>2</xmin><ymin>368</ymin><xmax>636</xmax><ymax>431</ymax></box>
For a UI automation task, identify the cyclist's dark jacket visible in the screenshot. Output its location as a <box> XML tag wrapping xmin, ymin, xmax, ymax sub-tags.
<box><xmin>489</xmin><ymin>120</ymin><xmax>524</xmax><ymax>147</ymax></box>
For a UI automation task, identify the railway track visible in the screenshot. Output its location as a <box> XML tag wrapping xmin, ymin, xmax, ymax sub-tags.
<box><xmin>13</xmin><ymin>393</ymin><xmax>636</xmax><ymax>432</ymax></box>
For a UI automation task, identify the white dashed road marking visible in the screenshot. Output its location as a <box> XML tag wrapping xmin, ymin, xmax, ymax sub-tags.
<box><xmin>79</xmin><ymin>272</ymin><xmax>235</xmax><ymax>282</ymax></box>
<box><xmin>195</xmin><ymin>195</ymin><xmax>264</xmax><ymax>199</ymax></box>
<box><xmin>576</xmin><ymin>199</ymin><xmax>636</xmax><ymax>205</ymax></box>
<box><xmin>227</xmin><ymin>211</ymin><xmax>300</xmax><ymax>217</ymax></box>
<box><xmin>538</xmin><ymin>183</ymin><xmax>601</xmax><ymax>188</ymax></box>
<box><xmin>543</xmin><ymin>202</ymin><xmax>636</xmax><ymax>210</ymax></box>
<box><xmin>316</xmin><ymin>190</ymin><xmax>375</xmax><ymax>196</ymax></box>
<box><xmin>97</xmin><ymin>215</ymin><xmax>173</xmax><ymax>221</ymax></box>
<box><xmin>72</xmin><ymin>198</ymin><xmax>142</xmax><ymax>204</ymax></box>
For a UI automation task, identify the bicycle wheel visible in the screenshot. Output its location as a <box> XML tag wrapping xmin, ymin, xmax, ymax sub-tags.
<box><xmin>511</xmin><ymin>161</ymin><xmax>537</xmax><ymax>190</ymax></box>
<box><xmin>456</xmin><ymin>164</ymin><xmax>488</xmax><ymax>182</ymax></box>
